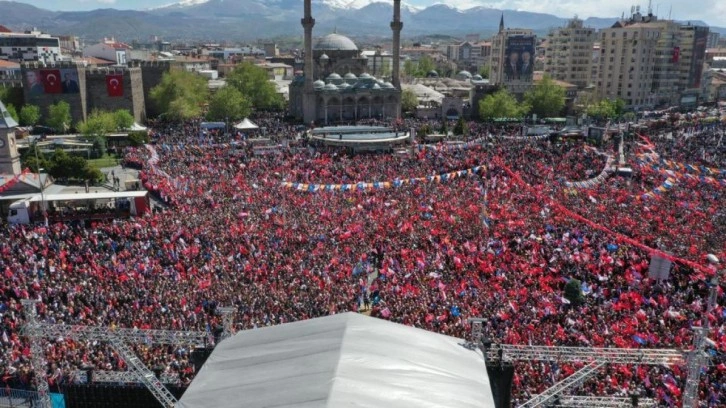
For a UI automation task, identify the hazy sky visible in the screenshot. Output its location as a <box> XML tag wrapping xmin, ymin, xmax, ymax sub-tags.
<box><xmin>14</xmin><ymin>0</ymin><xmax>726</xmax><ymax>26</ymax></box>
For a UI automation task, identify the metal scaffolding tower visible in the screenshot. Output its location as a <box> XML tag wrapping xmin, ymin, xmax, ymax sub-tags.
<box><xmin>218</xmin><ymin>307</ymin><xmax>236</xmax><ymax>341</ymax></box>
<box><xmin>31</xmin><ymin>323</ymin><xmax>209</xmax><ymax>347</ymax></box>
<box><xmin>74</xmin><ymin>370</ymin><xmax>179</xmax><ymax>385</ymax></box>
<box><xmin>546</xmin><ymin>396</ymin><xmax>657</xmax><ymax>408</ymax></box>
<box><xmin>517</xmin><ymin>362</ymin><xmax>604</xmax><ymax>408</ymax></box>
<box><xmin>21</xmin><ymin>300</ymin><xmax>52</xmax><ymax>408</ymax></box>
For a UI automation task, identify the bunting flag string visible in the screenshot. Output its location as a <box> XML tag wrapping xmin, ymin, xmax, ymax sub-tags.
<box><xmin>493</xmin><ymin>156</ymin><xmax>713</xmax><ymax>275</ymax></box>
<box><xmin>562</xmin><ymin>154</ymin><xmax>615</xmax><ymax>189</ymax></box>
<box><xmin>280</xmin><ymin>165</ymin><xmax>487</xmax><ymax>193</ymax></box>
<box><xmin>0</xmin><ymin>168</ymin><xmax>32</xmax><ymax>194</ymax></box>
<box><xmin>416</xmin><ymin>136</ymin><xmax>488</xmax><ymax>152</ymax></box>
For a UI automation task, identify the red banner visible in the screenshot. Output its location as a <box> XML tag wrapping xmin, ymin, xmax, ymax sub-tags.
<box><xmin>106</xmin><ymin>74</ymin><xmax>123</xmax><ymax>97</ymax></box>
<box><xmin>672</xmin><ymin>47</ymin><xmax>680</xmax><ymax>63</ymax></box>
<box><xmin>40</xmin><ymin>69</ymin><xmax>62</xmax><ymax>94</ymax></box>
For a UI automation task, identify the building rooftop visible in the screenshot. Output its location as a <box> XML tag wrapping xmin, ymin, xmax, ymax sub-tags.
<box><xmin>0</xmin><ymin>60</ymin><xmax>20</xmax><ymax>69</ymax></box>
<box><xmin>314</xmin><ymin>33</ymin><xmax>358</xmax><ymax>52</ymax></box>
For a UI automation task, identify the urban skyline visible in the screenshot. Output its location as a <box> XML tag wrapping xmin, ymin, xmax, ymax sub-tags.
<box><xmin>11</xmin><ymin>0</ymin><xmax>726</xmax><ymax>27</ymax></box>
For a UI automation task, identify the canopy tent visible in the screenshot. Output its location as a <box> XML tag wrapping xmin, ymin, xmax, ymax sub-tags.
<box><xmin>234</xmin><ymin>118</ymin><xmax>259</xmax><ymax>130</ymax></box>
<box><xmin>128</xmin><ymin>122</ymin><xmax>147</xmax><ymax>131</ymax></box>
<box><xmin>177</xmin><ymin>313</ymin><xmax>494</xmax><ymax>408</ymax></box>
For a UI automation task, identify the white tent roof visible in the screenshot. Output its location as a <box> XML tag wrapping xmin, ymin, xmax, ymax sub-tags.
<box><xmin>234</xmin><ymin>118</ymin><xmax>259</xmax><ymax>130</ymax></box>
<box><xmin>177</xmin><ymin>313</ymin><xmax>494</xmax><ymax>408</ymax></box>
<box><xmin>129</xmin><ymin>122</ymin><xmax>147</xmax><ymax>131</ymax></box>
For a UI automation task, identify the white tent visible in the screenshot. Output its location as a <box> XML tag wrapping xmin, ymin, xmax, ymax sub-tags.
<box><xmin>234</xmin><ymin>118</ymin><xmax>259</xmax><ymax>130</ymax></box>
<box><xmin>177</xmin><ymin>313</ymin><xmax>494</xmax><ymax>408</ymax></box>
<box><xmin>129</xmin><ymin>122</ymin><xmax>147</xmax><ymax>131</ymax></box>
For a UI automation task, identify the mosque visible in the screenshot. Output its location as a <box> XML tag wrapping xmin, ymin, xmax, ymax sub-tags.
<box><xmin>289</xmin><ymin>0</ymin><xmax>403</xmax><ymax>124</ymax></box>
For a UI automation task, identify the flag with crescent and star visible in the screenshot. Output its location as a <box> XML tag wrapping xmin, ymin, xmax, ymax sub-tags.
<box><xmin>40</xmin><ymin>69</ymin><xmax>62</xmax><ymax>94</ymax></box>
<box><xmin>106</xmin><ymin>74</ymin><xmax>124</xmax><ymax>97</ymax></box>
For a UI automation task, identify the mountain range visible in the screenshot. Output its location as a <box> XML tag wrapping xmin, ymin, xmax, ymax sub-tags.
<box><xmin>0</xmin><ymin>0</ymin><xmax>723</xmax><ymax>43</ymax></box>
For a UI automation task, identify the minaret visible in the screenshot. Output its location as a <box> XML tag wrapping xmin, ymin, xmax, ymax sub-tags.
<box><xmin>390</xmin><ymin>0</ymin><xmax>403</xmax><ymax>90</ymax></box>
<box><xmin>499</xmin><ymin>13</ymin><xmax>504</xmax><ymax>33</ymax></box>
<box><xmin>302</xmin><ymin>0</ymin><xmax>317</xmax><ymax>124</ymax></box>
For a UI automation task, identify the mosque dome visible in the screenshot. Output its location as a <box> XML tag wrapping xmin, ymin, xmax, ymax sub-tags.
<box><xmin>323</xmin><ymin>83</ymin><xmax>339</xmax><ymax>91</ymax></box>
<box><xmin>371</xmin><ymin>83</ymin><xmax>382</xmax><ymax>90</ymax></box>
<box><xmin>314</xmin><ymin>33</ymin><xmax>359</xmax><ymax>52</ymax></box>
<box><xmin>344</xmin><ymin>72</ymin><xmax>357</xmax><ymax>80</ymax></box>
<box><xmin>313</xmin><ymin>80</ymin><xmax>325</xmax><ymax>89</ymax></box>
<box><xmin>359</xmin><ymin>73</ymin><xmax>373</xmax><ymax>79</ymax></box>
<box><xmin>319</xmin><ymin>53</ymin><xmax>330</xmax><ymax>61</ymax></box>
<box><xmin>472</xmin><ymin>74</ymin><xmax>484</xmax><ymax>81</ymax></box>
<box><xmin>457</xmin><ymin>70</ymin><xmax>472</xmax><ymax>78</ymax></box>
<box><xmin>327</xmin><ymin>73</ymin><xmax>342</xmax><ymax>81</ymax></box>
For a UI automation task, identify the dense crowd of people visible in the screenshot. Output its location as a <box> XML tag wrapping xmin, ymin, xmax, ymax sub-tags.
<box><xmin>0</xmin><ymin>111</ymin><xmax>725</xmax><ymax>406</ymax></box>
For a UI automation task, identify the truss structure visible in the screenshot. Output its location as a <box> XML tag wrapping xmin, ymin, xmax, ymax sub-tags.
<box><xmin>21</xmin><ymin>300</ymin><xmax>52</xmax><ymax>408</ymax></box>
<box><xmin>108</xmin><ymin>337</ymin><xmax>178</xmax><ymax>408</ymax></box>
<box><xmin>28</xmin><ymin>322</ymin><xmax>210</xmax><ymax>347</ymax></box>
<box><xmin>542</xmin><ymin>396</ymin><xmax>657</xmax><ymax>408</ymax></box>
<box><xmin>485</xmin><ymin>344</ymin><xmax>686</xmax><ymax>366</ymax></box>
<box><xmin>517</xmin><ymin>362</ymin><xmax>604</xmax><ymax>408</ymax></box>
<box><xmin>218</xmin><ymin>307</ymin><xmax>236</xmax><ymax>341</ymax></box>
<box><xmin>74</xmin><ymin>370</ymin><xmax>179</xmax><ymax>385</ymax></box>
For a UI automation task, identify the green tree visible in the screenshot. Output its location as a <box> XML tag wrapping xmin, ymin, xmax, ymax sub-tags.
<box><xmin>19</xmin><ymin>105</ymin><xmax>41</xmax><ymax>127</ymax></box>
<box><xmin>206</xmin><ymin>86</ymin><xmax>252</xmax><ymax>122</ymax></box>
<box><xmin>453</xmin><ymin>117</ymin><xmax>468</xmax><ymax>136</ymax></box>
<box><xmin>586</xmin><ymin>98</ymin><xmax>626</xmax><ymax>121</ymax></box>
<box><xmin>149</xmin><ymin>69</ymin><xmax>209</xmax><ymax>120</ymax></box>
<box><xmin>113</xmin><ymin>109</ymin><xmax>135</xmax><ymax>131</ymax></box>
<box><xmin>226</xmin><ymin>63</ymin><xmax>284</xmax><ymax>111</ymax></box>
<box><xmin>400</xmin><ymin>88</ymin><xmax>418</xmax><ymax>113</ymax></box>
<box><xmin>46</xmin><ymin>101</ymin><xmax>72</xmax><ymax>133</ymax></box>
<box><xmin>404</xmin><ymin>59</ymin><xmax>417</xmax><ymax>77</ymax></box>
<box><xmin>0</xmin><ymin>87</ymin><xmax>24</xmax><ymax>109</ymax></box>
<box><xmin>78</xmin><ymin>110</ymin><xmax>117</xmax><ymax>138</ymax></box>
<box><xmin>479</xmin><ymin>89</ymin><xmax>529</xmax><ymax>121</ymax></box>
<box><xmin>478</xmin><ymin>65</ymin><xmax>490</xmax><ymax>79</ymax></box>
<box><xmin>5</xmin><ymin>104</ymin><xmax>19</xmax><ymax>123</ymax></box>
<box><xmin>20</xmin><ymin>143</ymin><xmax>50</xmax><ymax>173</ymax></box>
<box><xmin>564</xmin><ymin>278</ymin><xmax>584</xmax><ymax>306</ymax></box>
<box><xmin>416</xmin><ymin>55</ymin><xmax>435</xmax><ymax>77</ymax></box>
<box><xmin>524</xmin><ymin>75</ymin><xmax>566</xmax><ymax>118</ymax></box>
<box><xmin>128</xmin><ymin>131</ymin><xmax>149</xmax><ymax>147</ymax></box>
<box><xmin>439</xmin><ymin>119</ymin><xmax>448</xmax><ymax>134</ymax></box>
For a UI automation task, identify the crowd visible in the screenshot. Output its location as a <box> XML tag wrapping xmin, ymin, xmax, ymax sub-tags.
<box><xmin>0</xmin><ymin>113</ymin><xmax>725</xmax><ymax>406</ymax></box>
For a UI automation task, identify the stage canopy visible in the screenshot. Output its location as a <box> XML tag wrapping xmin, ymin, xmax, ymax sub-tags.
<box><xmin>234</xmin><ymin>118</ymin><xmax>259</xmax><ymax>130</ymax></box>
<box><xmin>177</xmin><ymin>312</ymin><xmax>494</xmax><ymax>408</ymax></box>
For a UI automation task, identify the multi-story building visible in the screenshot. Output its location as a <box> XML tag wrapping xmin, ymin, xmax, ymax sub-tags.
<box><xmin>707</xmin><ymin>32</ymin><xmax>720</xmax><ymax>49</ymax></box>
<box><xmin>678</xmin><ymin>24</ymin><xmax>709</xmax><ymax>93</ymax></box>
<box><xmin>488</xmin><ymin>15</ymin><xmax>535</xmax><ymax>92</ymax></box>
<box><xmin>544</xmin><ymin>17</ymin><xmax>597</xmax><ymax>89</ymax></box>
<box><xmin>83</xmin><ymin>38</ymin><xmax>133</xmax><ymax>65</ymax></box>
<box><xmin>0</xmin><ymin>29</ymin><xmax>63</xmax><ymax>64</ymax></box>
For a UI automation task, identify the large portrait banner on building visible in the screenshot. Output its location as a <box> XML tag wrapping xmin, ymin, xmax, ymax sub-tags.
<box><xmin>504</xmin><ymin>36</ymin><xmax>536</xmax><ymax>82</ymax></box>
<box><xmin>60</xmin><ymin>69</ymin><xmax>80</xmax><ymax>94</ymax></box>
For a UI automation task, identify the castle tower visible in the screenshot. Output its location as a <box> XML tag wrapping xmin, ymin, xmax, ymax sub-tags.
<box><xmin>302</xmin><ymin>0</ymin><xmax>317</xmax><ymax>124</ymax></box>
<box><xmin>391</xmin><ymin>0</ymin><xmax>403</xmax><ymax>90</ymax></box>
<box><xmin>0</xmin><ymin>100</ymin><xmax>21</xmax><ymax>176</ymax></box>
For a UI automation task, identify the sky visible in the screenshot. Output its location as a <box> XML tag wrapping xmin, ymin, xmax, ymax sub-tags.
<box><xmin>13</xmin><ymin>0</ymin><xmax>726</xmax><ymax>26</ymax></box>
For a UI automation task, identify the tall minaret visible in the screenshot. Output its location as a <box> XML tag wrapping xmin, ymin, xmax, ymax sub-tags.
<box><xmin>499</xmin><ymin>13</ymin><xmax>504</xmax><ymax>33</ymax></box>
<box><xmin>302</xmin><ymin>0</ymin><xmax>317</xmax><ymax>124</ymax></box>
<box><xmin>390</xmin><ymin>0</ymin><xmax>403</xmax><ymax>90</ymax></box>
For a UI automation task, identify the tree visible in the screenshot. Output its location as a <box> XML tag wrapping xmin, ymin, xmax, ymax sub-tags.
<box><xmin>46</xmin><ymin>101</ymin><xmax>72</xmax><ymax>133</ymax></box>
<box><xmin>19</xmin><ymin>105</ymin><xmax>41</xmax><ymax>127</ymax></box>
<box><xmin>78</xmin><ymin>110</ymin><xmax>117</xmax><ymax>138</ymax></box>
<box><xmin>453</xmin><ymin>117</ymin><xmax>468</xmax><ymax>136</ymax></box>
<box><xmin>128</xmin><ymin>131</ymin><xmax>149</xmax><ymax>147</ymax></box>
<box><xmin>524</xmin><ymin>75</ymin><xmax>566</xmax><ymax>118</ymax></box>
<box><xmin>20</xmin><ymin>143</ymin><xmax>50</xmax><ymax>173</ymax></box>
<box><xmin>0</xmin><ymin>87</ymin><xmax>24</xmax><ymax>109</ymax></box>
<box><xmin>149</xmin><ymin>69</ymin><xmax>209</xmax><ymax>120</ymax></box>
<box><xmin>403</xmin><ymin>59</ymin><xmax>417</xmax><ymax>77</ymax></box>
<box><xmin>400</xmin><ymin>88</ymin><xmax>418</xmax><ymax>114</ymax></box>
<box><xmin>586</xmin><ymin>98</ymin><xmax>626</xmax><ymax>121</ymax></box>
<box><xmin>478</xmin><ymin>65</ymin><xmax>490</xmax><ymax>79</ymax></box>
<box><xmin>439</xmin><ymin>119</ymin><xmax>448</xmax><ymax>134</ymax></box>
<box><xmin>225</xmin><ymin>63</ymin><xmax>284</xmax><ymax>111</ymax></box>
<box><xmin>206</xmin><ymin>86</ymin><xmax>252</xmax><ymax>122</ymax></box>
<box><xmin>416</xmin><ymin>55</ymin><xmax>435</xmax><ymax>77</ymax></box>
<box><xmin>114</xmin><ymin>109</ymin><xmax>135</xmax><ymax>131</ymax></box>
<box><xmin>5</xmin><ymin>104</ymin><xmax>19</xmax><ymax>123</ymax></box>
<box><xmin>479</xmin><ymin>89</ymin><xmax>529</xmax><ymax>121</ymax></box>
<box><xmin>564</xmin><ymin>278</ymin><xmax>584</xmax><ymax>306</ymax></box>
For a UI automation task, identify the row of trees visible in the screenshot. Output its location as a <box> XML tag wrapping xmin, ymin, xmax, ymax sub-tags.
<box><xmin>2</xmin><ymin>100</ymin><xmax>73</xmax><ymax>132</ymax></box>
<box><xmin>149</xmin><ymin>63</ymin><xmax>284</xmax><ymax>122</ymax></box>
<box><xmin>22</xmin><ymin>145</ymin><xmax>103</xmax><ymax>182</ymax></box>
<box><xmin>479</xmin><ymin>76</ymin><xmax>567</xmax><ymax>120</ymax></box>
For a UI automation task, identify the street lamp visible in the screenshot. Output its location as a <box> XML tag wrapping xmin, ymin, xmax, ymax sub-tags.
<box><xmin>33</xmin><ymin>142</ymin><xmax>48</xmax><ymax>226</ymax></box>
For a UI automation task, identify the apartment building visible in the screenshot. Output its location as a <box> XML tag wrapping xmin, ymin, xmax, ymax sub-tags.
<box><xmin>544</xmin><ymin>18</ymin><xmax>597</xmax><ymax>88</ymax></box>
<box><xmin>0</xmin><ymin>29</ymin><xmax>63</xmax><ymax>64</ymax></box>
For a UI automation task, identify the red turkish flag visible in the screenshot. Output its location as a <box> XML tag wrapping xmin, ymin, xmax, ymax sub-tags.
<box><xmin>40</xmin><ymin>69</ymin><xmax>62</xmax><ymax>94</ymax></box>
<box><xmin>106</xmin><ymin>74</ymin><xmax>123</xmax><ymax>97</ymax></box>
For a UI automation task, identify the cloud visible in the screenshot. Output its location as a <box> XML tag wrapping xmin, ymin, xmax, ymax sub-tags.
<box><xmin>425</xmin><ymin>0</ymin><xmax>725</xmax><ymax>26</ymax></box>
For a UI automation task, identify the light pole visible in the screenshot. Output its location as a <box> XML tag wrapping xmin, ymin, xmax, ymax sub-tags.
<box><xmin>682</xmin><ymin>254</ymin><xmax>722</xmax><ymax>408</ymax></box>
<box><xmin>33</xmin><ymin>142</ymin><xmax>48</xmax><ymax>226</ymax></box>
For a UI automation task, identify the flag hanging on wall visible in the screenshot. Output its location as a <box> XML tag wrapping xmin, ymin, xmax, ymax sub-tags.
<box><xmin>40</xmin><ymin>69</ymin><xmax>62</xmax><ymax>94</ymax></box>
<box><xmin>106</xmin><ymin>74</ymin><xmax>124</xmax><ymax>97</ymax></box>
